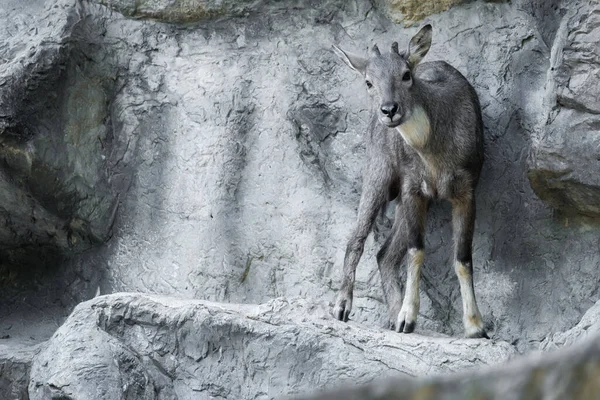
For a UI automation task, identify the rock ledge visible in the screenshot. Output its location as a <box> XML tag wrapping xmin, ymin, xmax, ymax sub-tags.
<box><xmin>29</xmin><ymin>293</ymin><xmax>516</xmax><ymax>400</ymax></box>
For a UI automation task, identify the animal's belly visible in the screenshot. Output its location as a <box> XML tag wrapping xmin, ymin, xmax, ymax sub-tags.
<box><xmin>420</xmin><ymin>173</ymin><xmax>453</xmax><ymax>199</ymax></box>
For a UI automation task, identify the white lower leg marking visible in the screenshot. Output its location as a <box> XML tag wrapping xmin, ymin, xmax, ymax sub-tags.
<box><xmin>397</xmin><ymin>249</ymin><xmax>424</xmax><ymax>330</ymax></box>
<box><xmin>455</xmin><ymin>261</ymin><xmax>484</xmax><ymax>336</ymax></box>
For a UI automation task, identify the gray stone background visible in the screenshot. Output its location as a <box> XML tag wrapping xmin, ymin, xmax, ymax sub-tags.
<box><xmin>0</xmin><ymin>0</ymin><xmax>599</xmax><ymax>398</ymax></box>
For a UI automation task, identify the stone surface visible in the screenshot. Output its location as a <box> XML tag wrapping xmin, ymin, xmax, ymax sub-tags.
<box><xmin>95</xmin><ymin>0</ymin><xmax>263</xmax><ymax>22</ymax></box>
<box><xmin>63</xmin><ymin>0</ymin><xmax>599</xmax><ymax>348</ymax></box>
<box><xmin>528</xmin><ymin>0</ymin><xmax>600</xmax><ymax>218</ymax></box>
<box><xmin>298</xmin><ymin>332</ymin><xmax>600</xmax><ymax>400</ymax></box>
<box><xmin>0</xmin><ymin>0</ymin><xmax>599</xmax><ymax>397</ymax></box>
<box><xmin>29</xmin><ymin>293</ymin><xmax>517</xmax><ymax>400</ymax></box>
<box><xmin>0</xmin><ymin>340</ymin><xmax>43</xmax><ymax>400</ymax></box>
<box><xmin>383</xmin><ymin>0</ymin><xmax>463</xmax><ymax>25</ymax></box>
<box><xmin>0</xmin><ymin>0</ymin><xmax>119</xmax><ymax>257</ymax></box>
<box><xmin>0</xmin><ymin>0</ymin><xmax>121</xmax><ymax>327</ymax></box>
<box><xmin>540</xmin><ymin>298</ymin><xmax>600</xmax><ymax>351</ymax></box>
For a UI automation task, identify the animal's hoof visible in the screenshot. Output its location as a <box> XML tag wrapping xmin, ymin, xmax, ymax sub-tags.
<box><xmin>466</xmin><ymin>329</ymin><xmax>490</xmax><ymax>339</ymax></box>
<box><xmin>399</xmin><ymin>321</ymin><xmax>416</xmax><ymax>333</ymax></box>
<box><xmin>395</xmin><ymin>309</ymin><xmax>417</xmax><ymax>333</ymax></box>
<box><xmin>464</xmin><ymin>314</ymin><xmax>489</xmax><ymax>339</ymax></box>
<box><xmin>332</xmin><ymin>293</ymin><xmax>352</xmax><ymax>322</ymax></box>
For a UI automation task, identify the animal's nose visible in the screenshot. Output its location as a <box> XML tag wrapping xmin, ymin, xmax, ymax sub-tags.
<box><xmin>380</xmin><ymin>102</ymin><xmax>399</xmax><ymax>117</ymax></box>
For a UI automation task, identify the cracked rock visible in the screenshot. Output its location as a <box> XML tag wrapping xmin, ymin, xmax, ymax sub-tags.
<box><xmin>29</xmin><ymin>293</ymin><xmax>517</xmax><ymax>400</ymax></box>
<box><xmin>299</xmin><ymin>331</ymin><xmax>600</xmax><ymax>400</ymax></box>
<box><xmin>528</xmin><ymin>0</ymin><xmax>600</xmax><ymax>218</ymax></box>
<box><xmin>1</xmin><ymin>0</ymin><xmax>600</xmax><ymax>397</ymax></box>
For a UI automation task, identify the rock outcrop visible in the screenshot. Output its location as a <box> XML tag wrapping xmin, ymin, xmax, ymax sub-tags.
<box><xmin>95</xmin><ymin>0</ymin><xmax>263</xmax><ymax>22</ymax></box>
<box><xmin>540</xmin><ymin>299</ymin><xmax>600</xmax><ymax>351</ymax></box>
<box><xmin>0</xmin><ymin>341</ymin><xmax>41</xmax><ymax>400</ymax></box>
<box><xmin>0</xmin><ymin>0</ymin><xmax>599</xmax><ymax>398</ymax></box>
<box><xmin>0</xmin><ymin>0</ymin><xmax>121</xmax><ymax>332</ymax></box>
<box><xmin>528</xmin><ymin>0</ymin><xmax>600</xmax><ymax>219</ymax></box>
<box><xmin>0</xmin><ymin>0</ymin><xmax>120</xmax><ymax>269</ymax></box>
<box><xmin>299</xmin><ymin>331</ymin><xmax>600</xmax><ymax>400</ymax></box>
<box><xmin>29</xmin><ymin>293</ymin><xmax>516</xmax><ymax>400</ymax></box>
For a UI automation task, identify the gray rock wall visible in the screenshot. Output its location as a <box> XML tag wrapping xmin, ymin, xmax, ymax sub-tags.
<box><xmin>528</xmin><ymin>1</ymin><xmax>600</xmax><ymax>218</ymax></box>
<box><xmin>0</xmin><ymin>342</ymin><xmax>41</xmax><ymax>400</ymax></box>
<box><xmin>0</xmin><ymin>0</ymin><xmax>600</xmax><ymax>397</ymax></box>
<box><xmin>299</xmin><ymin>330</ymin><xmax>600</xmax><ymax>400</ymax></box>
<box><xmin>68</xmin><ymin>0</ymin><xmax>599</xmax><ymax>347</ymax></box>
<box><xmin>0</xmin><ymin>0</ymin><xmax>122</xmax><ymax>346</ymax></box>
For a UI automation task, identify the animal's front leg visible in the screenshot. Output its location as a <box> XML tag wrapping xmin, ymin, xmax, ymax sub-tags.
<box><xmin>452</xmin><ymin>196</ymin><xmax>488</xmax><ymax>339</ymax></box>
<box><xmin>396</xmin><ymin>193</ymin><xmax>427</xmax><ymax>333</ymax></box>
<box><xmin>396</xmin><ymin>248</ymin><xmax>424</xmax><ymax>333</ymax></box>
<box><xmin>376</xmin><ymin>212</ymin><xmax>408</xmax><ymax>331</ymax></box>
<box><xmin>333</xmin><ymin>178</ymin><xmax>386</xmax><ymax>322</ymax></box>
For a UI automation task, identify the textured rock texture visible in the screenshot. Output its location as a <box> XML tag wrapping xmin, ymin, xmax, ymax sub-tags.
<box><xmin>299</xmin><ymin>331</ymin><xmax>600</xmax><ymax>400</ymax></box>
<box><xmin>540</xmin><ymin>299</ymin><xmax>600</xmax><ymax>351</ymax></box>
<box><xmin>0</xmin><ymin>0</ymin><xmax>120</xmax><ymax>270</ymax></box>
<box><xmin>0</xmin><ymin>0</ymin><xmax>599</xmax><ymax>397</ymax></box>
<box><xmin>0</xmin><ymin>341</ymin><xmax>42</xmax><ymax>400</ymax></box>
<box><xmin>528</xmin><ymin>0</ymin><xmax>600</xmax><ymax>218</ymax></box>
<box><xmin>383</xmin><ymin>0</ymin><xmax>463</xmax><ymax>25</ymax></box>
<box><xmin>0</xmin><ymin>0</ymin><xmax>120</xmax><ymax>337</ymax></box>
<box><xmin>95</xmin><ymin>0</ymin><xmax>262</xmax><ymax>22</ymax></box>
<box><xmin>29</xmin><ymin>293</ymin><xmax>516</xmax><ymax>400</ymax></box>
<box><xmin>57</xmin><ymin>0</ymin><xmax>600</xmax><ymax>348</ymax></box>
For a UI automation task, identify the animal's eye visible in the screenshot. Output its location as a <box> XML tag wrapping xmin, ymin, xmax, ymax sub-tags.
<box><xmin>365</xmin><ymin>80</ymin><xmax>373</xmax><ymax>88</ymax></box>
<box><xmin>402</xmin><ymin>71</ymin><xmax>411</xmax><ymax>81</ymax></box>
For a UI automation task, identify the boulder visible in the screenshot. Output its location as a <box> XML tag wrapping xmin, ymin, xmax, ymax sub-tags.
<box><xmin>528</xmin><ymin>0</ymin><xmax>600</xmax><ymax>218</ymax></box>
<box><xmin>0</xmin><ymin>0</ymin><xmax>119</xmax><ymax>300</ymax></box>
<box><xmin>0</xmin><ymin>0</ymin><xmax>599</xmax><ymax>397</ymax></box>
<box><xmin>299</xmin><ymin>332</ymin><xmax>600</xmax><ymax>400</ymax></box>
<box><xmin>29</xmin><ymin>293</ymin><xmax>517</xmax><ymax>400</ymax></box>
<box><xmin>540</xmin><ymin>299</ymin><xmax>600</xmax><ymax>351</ymax></box>
<box><xmin>0</xmin><ymin>340</ymin><xmax>43</xmax><ymax>400</ymax></box>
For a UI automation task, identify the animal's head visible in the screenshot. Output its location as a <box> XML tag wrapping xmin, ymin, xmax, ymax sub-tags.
<box><xmin>333</xmin><ymin>24</ymin><xmax>432</xmax><ymax>128</ymax></box>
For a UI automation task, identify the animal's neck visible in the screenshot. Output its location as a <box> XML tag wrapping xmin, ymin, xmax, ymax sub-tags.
<box><xmin>395</xmin><ymin>105</ymin><xmax>431</xmax><ymax>150</ymax></box>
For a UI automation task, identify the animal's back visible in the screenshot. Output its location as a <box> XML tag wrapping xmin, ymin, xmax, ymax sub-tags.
<box><xmin>415</xmin><ymin>61</ymin><xmax>472</xmax><ymax>90</ymax></box>
<box><xmin>416</xmin><ymin>60</ymin><xmax>484</xmax><ymax>170</ymax></box>
<box><xmin>415</xmin><ymin>61</ymin><xmax>482</xmax><ymax>130</ymax></box>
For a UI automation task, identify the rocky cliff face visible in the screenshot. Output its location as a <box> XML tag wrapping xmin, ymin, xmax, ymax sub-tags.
<box><xmin>0</xmin><ymin>0</ymin><xmax>599</xmax><ymax>398</ymax></box>
<box><xmin>27</xmin><ymin>294</ymin><xmax>517</xmax><ymax>399</ymax></box>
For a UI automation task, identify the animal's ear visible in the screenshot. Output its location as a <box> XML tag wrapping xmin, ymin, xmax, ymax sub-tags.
<box><xmin>332</xmin><ymin>45</ymin><xmax>367</xmax><ymax>74</ymax></box>
<box><xmin>407</xmin><ymin>24</ymin><xmax>432</xmax><ymax>67</ymax></box>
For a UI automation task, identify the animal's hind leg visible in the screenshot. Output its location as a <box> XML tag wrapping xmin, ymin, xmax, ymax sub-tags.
<box><xmin>333</xmin><ymin>173</ymin><xmax>388</xmax><ymax>322</ymax></box>
<box><xmin>396</xmin><ymin>193</ymin><xmax>427</xmax><ymax>334</ymax></box>
<box><xmin>376</xmin><ymin>207</ymin><xmax>408</xmax><ymax>330</ymax></box>
<box><xmin>452</xmin><ymin>195</ymin><xmax>488</xmax><ymax>339</ymax></box>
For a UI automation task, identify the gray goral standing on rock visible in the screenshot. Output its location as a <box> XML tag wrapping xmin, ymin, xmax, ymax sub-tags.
<box><xmin>332</xmin><ymin>25</ymin><xmax>488</xmax><ymax>338</ymax></box>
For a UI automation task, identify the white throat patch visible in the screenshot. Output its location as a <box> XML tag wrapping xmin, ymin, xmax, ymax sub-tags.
<box><xmin>396</xmin><ymin>106</ymin><xmax>431</xmax><ymax>148</ymax></box>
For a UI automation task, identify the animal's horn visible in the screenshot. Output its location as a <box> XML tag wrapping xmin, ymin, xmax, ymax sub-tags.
<box><xmin>391</xmin><ymin>42</ymin><xmax>399</xmax><ymax>54</ymax></box>
<box><xmin>371</xmin><ymin>44</ymin><xmax>380</xmax><ymax>56</ymax></box>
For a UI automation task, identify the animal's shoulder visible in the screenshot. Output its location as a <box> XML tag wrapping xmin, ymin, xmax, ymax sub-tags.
<box><xmin>414</xmin><ymin>61</ymin><xmax>468</xmax><ymax>85</ymax></box>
